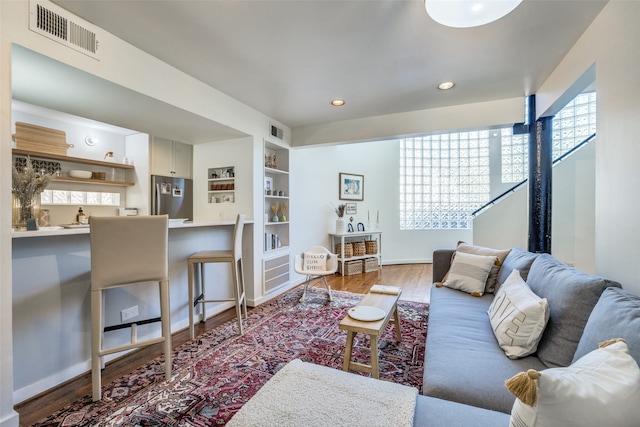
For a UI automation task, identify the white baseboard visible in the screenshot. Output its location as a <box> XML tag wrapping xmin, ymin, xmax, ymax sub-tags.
<box><xmin>0</xmin><ymin>411</ymin><xmax>19</xmax><ymax>427</ymax></box>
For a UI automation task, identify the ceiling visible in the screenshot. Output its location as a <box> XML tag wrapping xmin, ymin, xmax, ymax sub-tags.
<box><xmin>15</xmin><ymin>0</ymin><xmax>606</xmax><ymax>142</ymax></box>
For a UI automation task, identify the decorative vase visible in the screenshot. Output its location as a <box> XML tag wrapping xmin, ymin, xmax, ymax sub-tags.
<box><xmin>12</xmin><ymin>193</ymin><xmax>41</xmax><ymax>230</ymax></box>
<box><xmin>336</xmin><ymin>217</ymin><xmax>346</xmax><ymax>234</ymax></box>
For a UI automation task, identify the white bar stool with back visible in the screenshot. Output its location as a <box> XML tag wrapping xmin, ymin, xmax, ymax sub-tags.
<box><xmin>188</xmin><ymin>214</ymin><xmax>247</xmax><ymax>339</ymax></box>
<box><xmin>89</xmin><ymin>215</ymin><xmax>172</xmax><ymax>401</ymax></box>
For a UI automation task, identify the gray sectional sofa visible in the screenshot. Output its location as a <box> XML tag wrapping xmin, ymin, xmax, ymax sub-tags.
<box><xmin>413</xmin><ymin>246</ymin><xmax>640</xmax><ymax>426</ymax></box>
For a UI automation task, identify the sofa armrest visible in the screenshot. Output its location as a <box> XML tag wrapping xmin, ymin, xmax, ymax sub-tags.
<box><xmin>433</xmin><ymin>249</ymin><xmax>455</xmax><ymax>283</ymax></box>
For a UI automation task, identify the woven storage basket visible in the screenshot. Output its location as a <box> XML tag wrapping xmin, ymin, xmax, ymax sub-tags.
<box><xmin>338</xmin><ymin>259</ymin><xmax>363</xmax><ymax>276</ymax></box>
<box><xmin>364</xmin><ymin>257</ymin><xmax>379</xmax><ymax>272</ymax></box>
<box><xmin>365</xmin><ymin>240</ymin><xmax>378</xmax><ymax>254</ymax></box>
<box><xmin>336</xmin><ymin>242</ymin><xmax>353</xmax><ymax>258</ymax></box>
<box><xmin>353</xmin><ymin>241</ymin><xmax>366</xmax><ymax>257</ymax></box>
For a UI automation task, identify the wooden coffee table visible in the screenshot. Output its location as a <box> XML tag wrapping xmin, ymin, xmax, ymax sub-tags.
<box><xmin>339</xmin><ymin>288</ymin><xmax>402</xmax><ymax>379</ymax></box>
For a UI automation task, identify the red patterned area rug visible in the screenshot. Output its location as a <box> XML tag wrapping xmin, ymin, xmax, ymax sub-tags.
<box><xmin>32</xmin><ymin>287</ymin><xmax>428</xmax><ymax>426</ymax></box>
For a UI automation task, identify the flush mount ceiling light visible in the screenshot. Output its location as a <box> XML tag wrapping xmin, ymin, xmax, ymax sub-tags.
<box><xmin>438</xmin><ymin>81</ymin><xmax>455</xmax><ymax>90</ymax></box>
<box><xmin>85</xmin><ymin>136</ymin><xmax>98</xmax><ymax>146</ymax></box>
<box><xmin>425</xmin><ymin>0</ymin><xmax>523</xmax><ymax>28</ymax></box>
<box><xmin>331</xmin><ymin>99</ymin><xmax>345</xmax><ymax>107</ymax></box>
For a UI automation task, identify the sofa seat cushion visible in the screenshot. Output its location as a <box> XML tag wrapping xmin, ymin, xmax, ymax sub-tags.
<box><xmin>414</xmin><ymin>395</ymin><xmax>509</xmax><ymax>427</ymax></box>
<box><xmin>526</xmin><ymin>254</ymin><xmax>622</xmax><ymax>368</ymax></box>
<box><xmin>423</xmin><ymin>286</ymin><xmax>547</xmax><ymax>413</ymax></box>
<box><xmin>573</xmin><ymin>287</ymin><xmax>640</xmax><ymax>364</ymax></box>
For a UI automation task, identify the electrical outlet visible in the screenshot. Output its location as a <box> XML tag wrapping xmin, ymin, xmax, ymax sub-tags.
<box><xmin>120</xmin><ymin>305</ymin><xmax>139</xmax><ymax>322</ymax></box>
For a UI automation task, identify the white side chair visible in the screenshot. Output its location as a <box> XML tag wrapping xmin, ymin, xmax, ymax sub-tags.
<box><xmin>90</xmin><ymin>215</ymin><xmax>171</xmax><ymax>401</ymax></box>
<box><xmin>294</xmin><ymin>246</ymin><xmax>338</xmax><ymax>302</ymax></box>
<box><xmin>188</xmin><ymin>214</ymin><xmax>247</xmax><ymax>339</ymax></box>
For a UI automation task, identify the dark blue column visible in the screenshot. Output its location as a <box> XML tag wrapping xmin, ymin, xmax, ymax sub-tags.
<box><xmin>528</xmin><ymin>97</ymin><xmax>553</xmax><ymax>254</ymax></box>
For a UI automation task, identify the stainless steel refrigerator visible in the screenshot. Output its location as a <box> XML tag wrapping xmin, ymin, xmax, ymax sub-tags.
<box><xmin>151</xmin><ymin>175</ymin><xmax>193</xmax><ymax>220</ymax></box>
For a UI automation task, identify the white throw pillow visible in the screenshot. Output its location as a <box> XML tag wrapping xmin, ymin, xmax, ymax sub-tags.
<box><xmin>302</xmin><ymin>252</ymin><xmax>327</xmax><ymax>271</ymax></box>
<box><xmin>488</xmin><ymin>269</ymin><xmax>549</xmax><ymax>359</ymax></box>
<box><xmin>507</xmin><ymin>339</ymin><xmax>640</xmax><ymax>427</ymax></box>
<box><xmin>443</xmin><ymin>251</ymin><xmax>496</xmax><ymax>296</ymax></box>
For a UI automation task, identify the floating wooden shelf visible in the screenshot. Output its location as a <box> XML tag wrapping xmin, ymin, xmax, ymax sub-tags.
<box><xmin>52</xmin><ymin>176</ymin><xmax>135</xmax><ymax>187</ymax></box>
<box><xmin>13</xmin><ymin>149</ymin><xmax>135</xmax><ymax>169</ymax></box>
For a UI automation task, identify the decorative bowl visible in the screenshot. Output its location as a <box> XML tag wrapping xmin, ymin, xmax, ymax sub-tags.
<box><xmin>69</xmin><ymin>170</ymin><xmax>92</xmax><ymax>179</ymax></box>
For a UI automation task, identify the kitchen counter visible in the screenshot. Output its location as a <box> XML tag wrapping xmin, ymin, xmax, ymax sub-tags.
<box><xmin>12</xmin><ymin>219</ymin><xmax>255</xmax><ymax>403</ymax></box>
<box><xmin>11</xmin><ymin>219</ymin><xmax>252</xmax><ymax>238</ymax></box>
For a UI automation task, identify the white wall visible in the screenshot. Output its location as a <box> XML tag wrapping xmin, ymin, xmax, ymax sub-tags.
<box><xmin>290</xmin><ymin>139</ymin><xmax>473</xmax><ymax>274</ymax></box>
<box><xmin>474</xmin><ymin>140</ymin><xmax>596</xmax><ymax>273</ymax></box>
<box><xmin>534</xmin><ymin>2</ymin><xmax>640</xmax><ymax>295</ymax></box>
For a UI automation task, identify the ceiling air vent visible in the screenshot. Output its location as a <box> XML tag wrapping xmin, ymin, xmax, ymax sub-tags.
<box><xmin>270</xmin><ymin>124</ymin><xmax>283</xmax><ymax>140</ymax></box>
<box><xmin>29</xmin><ymin>0</ymin><xmax>101</xmax><ymax>60</ymax></box>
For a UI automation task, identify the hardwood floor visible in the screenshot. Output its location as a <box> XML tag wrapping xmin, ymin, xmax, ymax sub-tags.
<box><xmin>15</xmin><ymin>263</ymin><xmax>432</xmax><ymax>426</ymax></box>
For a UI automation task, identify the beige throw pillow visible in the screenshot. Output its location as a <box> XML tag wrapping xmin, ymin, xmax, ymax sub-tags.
<box><xmin>488</xmin><ymin>269</ymin><xmax>549</xmax><ymax>359</ymax></box>
<box><xmin>456</xmin><ymin>242</ymin><xmax>511</xmax><ymax>293</ymax></box>
<box><xmin>443</xmin><ymin>251</ymin><xmax>496</xmax><ymax>297</ymax></box>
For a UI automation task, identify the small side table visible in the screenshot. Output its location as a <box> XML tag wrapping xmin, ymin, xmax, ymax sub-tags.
<box><xmin>339</xmin><ymin>287</ymin><xmax>402</xmax><ymax>379</ymax></box>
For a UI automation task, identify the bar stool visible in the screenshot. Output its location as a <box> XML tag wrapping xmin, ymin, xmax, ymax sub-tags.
<box><xmin>188</xmin><ymin>214</ymin><xmax>247</xmax><ymax>339</ymax></box>
<box><xmin>89</xmin><ymin>215</ymin><xmax>171</xmax><ymax>401</ymax></box>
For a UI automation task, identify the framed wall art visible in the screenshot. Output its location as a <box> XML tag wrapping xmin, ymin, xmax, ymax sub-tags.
<box><xmin>339</xmin><ymin>173</ymin><xmax>364</xmax><ymax>201</ymax></box>
<box><xmin>264</xmin><ymin>176</ymin><xmax>273</xmax><ymax>195</ymax></box>
<box><xmin>345</xmin><ymin>203</ymin><xmax>357</xmax><ymax>215</ymax></box>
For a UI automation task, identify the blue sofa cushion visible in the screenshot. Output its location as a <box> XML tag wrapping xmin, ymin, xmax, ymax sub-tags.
<box><xmin>495</xmin><ymin>247</ymin><xmax>539</xmax><ymax>294</ymax></box>
<box><xmin>573</xmin><ymin>287</ymin><xmax>640</xmax><ymax>364</ymax></box>
<box><xmin>526</xmin><ymin>254</ymin><xmax>622</xmax><ymax>368</ymax></box>
<box><xmin>423</xmin><ymin>286</ymin><xmax>547</xmax><ymax>413</ymax></box>
<box><xmin>414</xmin><ymin>395</ymin><xmax>509</xmax><ymax>427</ymax></box>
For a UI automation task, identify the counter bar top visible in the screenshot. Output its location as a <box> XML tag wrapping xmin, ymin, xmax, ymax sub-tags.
<box><xmin>11</xmin><ymin>219</ymin><xmax>252</xmax><ymax>239</ymax></box>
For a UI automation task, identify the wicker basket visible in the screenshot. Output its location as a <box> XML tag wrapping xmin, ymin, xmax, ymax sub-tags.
<box><xmin>365</xmin><ymin>240</ymin><xmax>378</xmax><ymax>255</ymax></box>
<box><xmin>338</xmin><ymin>259</ymin><xmax>363</xmax><ymax>276</ymax></box>
<box><xmin>336</xmin><ymin>242</ymin><xmax>353</xmax><ymax>258</ymax></box>
<box><xmin>364</xmin><ymin>257</ymin><xmax>379</xmax><ymax>272</ymax></box>
<box><xmin>353</xmin><ymin>241</ymin><xmax>366</xmax><ymax>257</ymax></box>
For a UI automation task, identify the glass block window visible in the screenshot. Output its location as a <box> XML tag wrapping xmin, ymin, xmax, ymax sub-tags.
<box><xmin>501</xmin><ymin>92</ymin><xmax>596</xmax><ymax>183</ymax></box>
<box><xmin>41</xmin><ymin>190</ymin><xmax>121</xmax><ymax>206</ymax></box>
<box><xmin>552</xmin><ymin>92</ymin><xmax>596</xmax><ymax>159</ymax></box>
<box><xmin>501</xmin><ymin>127</ymin><xmax>529</xmax><ymax>183</ymax></box>
<box><xmin>399</xmin><ymin>131</ymin><xmax>491</xmax><ymax>230</ymax></box>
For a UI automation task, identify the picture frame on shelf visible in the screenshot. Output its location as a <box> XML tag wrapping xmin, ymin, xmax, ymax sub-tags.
<box><xmin>345</xmin><ymin>202</ymin><xmax>357</xmax><ymax>215</ymax></box>
<box><xmin>265</xmin><ymin>176</ymin><xmax>273</xmax><ymax>195</ymax></box>
<box><xmin>339</xmin><ymin>173</ymin><xmax>364</xmax><ymax>201</ymax></box>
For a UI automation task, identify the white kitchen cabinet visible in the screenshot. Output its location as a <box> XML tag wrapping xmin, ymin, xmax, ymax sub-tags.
<box><xmin>151</xmin><ymin>137</ymin><xmax>192</xmax><ymax>178</ymax></box>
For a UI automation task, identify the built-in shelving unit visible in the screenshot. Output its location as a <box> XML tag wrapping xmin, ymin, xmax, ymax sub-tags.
<box><xmin>207</xmin><ymin>166</ymin><xmax>235</xmax><ymax>203</ymax></box>
<box><xmin>263</xmin><ymin>139</ymin><xmax>290</xmax><ymax>293</ymax></box>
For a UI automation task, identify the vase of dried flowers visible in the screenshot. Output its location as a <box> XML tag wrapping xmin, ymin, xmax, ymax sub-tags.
<box><xmin>271</xmin><ymin>203</ymin><xmax>280</xmax><ymax>222</ymax></box>
<box><xmin>335</xmin><ymin>203</ymin><xmax>346</xmax><ymax>234</ymax></box>
<box><xmin>12</xmin><ymin>157</ymin><xmax>51</xmax><ymax>230</ymax></box>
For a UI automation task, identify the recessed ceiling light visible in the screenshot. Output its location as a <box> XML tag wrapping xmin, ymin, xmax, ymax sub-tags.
<box><xmin>438</xmin><ymin>81</ymin><xmax>455</xmax><ymax>90</ymax></box>
<box><xmin>331</xmin><ymin>99</ymin><xmax>345</xmax><ymax>107</ymax></box>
